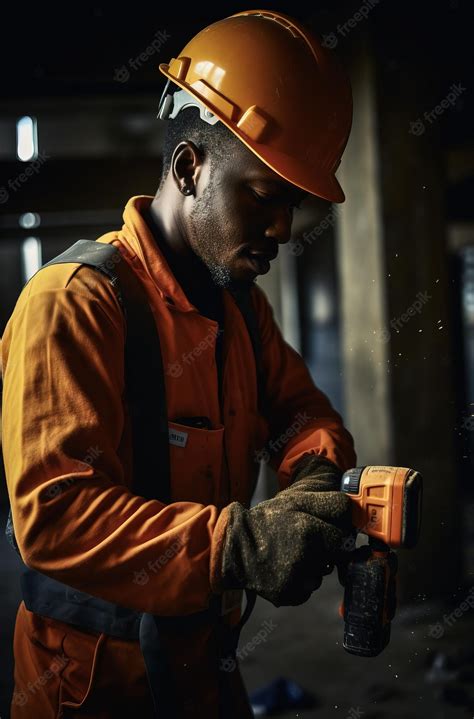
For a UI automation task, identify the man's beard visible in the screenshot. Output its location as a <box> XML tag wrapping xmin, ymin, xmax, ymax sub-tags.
<box><xmin>205</xmin><ymin>260</ymin><xmax>232</xmax><ymax>289</ymax></box>
<box><xmin>205</xmin><ymin>259</ymin><xmax>255</xmax><ymax>292</ymax></box>
<box><xmin>188</xmin><ymin>186</ymin><xmax>255</xmax><ymax>292</ymax></box>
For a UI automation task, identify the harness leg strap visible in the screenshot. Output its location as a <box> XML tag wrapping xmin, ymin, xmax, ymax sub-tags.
<box><xmin>139</xmin><ymin>613</ymin><xmax>177</xmax><ymax>719</ymax></box>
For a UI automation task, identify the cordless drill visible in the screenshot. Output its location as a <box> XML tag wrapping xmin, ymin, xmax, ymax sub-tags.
<box><xmin>338</xmin><ymin>466</ymin><xmax>423</xmax><ymax>657</ymax></box>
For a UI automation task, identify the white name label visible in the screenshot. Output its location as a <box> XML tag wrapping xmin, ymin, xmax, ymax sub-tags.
<box><xmin>168</xmin><ymin>428</ymin><xmax>188</xmax><ymax>448</ymax></box>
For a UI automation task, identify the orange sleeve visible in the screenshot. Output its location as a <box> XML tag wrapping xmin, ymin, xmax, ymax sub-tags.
<box><xmin>1</xmin><ymin>266</ymin><xmax>221</xmax><ymax>616</ymax></box>
<box><xmin>251</xmin><ymin>284</ymin><xmax>357</xmax><ymax>490</ymax></box>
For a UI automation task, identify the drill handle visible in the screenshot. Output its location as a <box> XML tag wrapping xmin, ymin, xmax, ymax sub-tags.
<box><xmin>339</xmin><ymin>546</ymin><xmax>398</xmax><ymax>657</ymax></box>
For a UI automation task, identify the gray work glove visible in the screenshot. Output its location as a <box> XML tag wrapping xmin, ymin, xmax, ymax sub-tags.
<box><xmin>289</xmin><ymin>454</ymin><xmax>353</xmax><ymax>577</ymax></box>
<box><xmin>210</xmin><ymin>455</ymin><xmax>353</xmax><ymax>607</ymax></box>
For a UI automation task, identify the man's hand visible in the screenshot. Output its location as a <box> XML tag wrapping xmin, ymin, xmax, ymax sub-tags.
<box><xmin>289</xmin><ymin>454</ymin><xmax>355</xmax><ymax>577</ymax></box>
<box><xmin>210</xmin><ymin>455</ymin><xmax>353</xmax><ymax>607</ymax></box>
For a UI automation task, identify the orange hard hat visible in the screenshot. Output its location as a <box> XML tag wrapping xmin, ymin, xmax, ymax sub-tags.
<box><xmin>158</xmin><ymin>9</ymin><xmax>352</xmax><ymax>203</ymax></box>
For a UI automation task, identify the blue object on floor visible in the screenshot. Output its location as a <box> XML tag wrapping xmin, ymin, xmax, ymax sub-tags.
<box><xmin>250</xmin><ymin>677</ymin><xmax>317</xmax><ymax>716</ymax></box>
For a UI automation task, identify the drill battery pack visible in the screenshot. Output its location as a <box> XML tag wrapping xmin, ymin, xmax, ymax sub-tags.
<box><xmin>341</xmin><ymin>548</ymin><xmax>398</xmax><ymax>657</ymax></box>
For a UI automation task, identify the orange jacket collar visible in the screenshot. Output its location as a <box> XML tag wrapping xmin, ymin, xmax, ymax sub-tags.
<box><xmin>118</xmin><ymin>195</ymin><xmax>198</xmax><ymax>314</ymax></box>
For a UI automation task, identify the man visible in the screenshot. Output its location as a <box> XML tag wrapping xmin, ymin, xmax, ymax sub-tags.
<box><xmin>1</xmin><ymin>9</ymin><xmax>355</xmax><ymax>719</ymax></box>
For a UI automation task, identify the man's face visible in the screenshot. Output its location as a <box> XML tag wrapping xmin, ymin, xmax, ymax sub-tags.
<box><xmin>184</xmin><ymin>141</ymin><xmax>307</xmax><ymax>291</ymax></box>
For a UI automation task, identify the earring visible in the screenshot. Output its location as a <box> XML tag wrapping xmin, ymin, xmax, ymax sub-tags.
<box><xmin>182</xmin><ymin>186</ymin><xmax>193</xmax><ymax>196</ymax></box>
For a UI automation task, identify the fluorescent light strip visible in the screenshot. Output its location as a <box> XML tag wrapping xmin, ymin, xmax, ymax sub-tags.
<box><xmin>17</xmin><ymin>116</ymin><xmax>38</xmax><ymax>162</ymax></box>
<box><xmin>21</xmin><ymin>236</ymin><xmax>42</xmax><ymax>283</ymax></box>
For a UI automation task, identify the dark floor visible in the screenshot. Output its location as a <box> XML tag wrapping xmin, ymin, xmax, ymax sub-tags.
<box><xmin>1</xmin><ymin>520</ymin><xmax>474</xmax><ymax>719</ymax></box>
<box><xmin>239</xmin><ymin>574</ymin><xmax>474</xmax><ymax>718</ymax></box>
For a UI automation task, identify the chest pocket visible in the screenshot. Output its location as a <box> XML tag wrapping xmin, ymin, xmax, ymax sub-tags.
<box><xmin>168</xmin><ymin>420</ymin><xmax>225</xmax><ymax>505</ymax></box>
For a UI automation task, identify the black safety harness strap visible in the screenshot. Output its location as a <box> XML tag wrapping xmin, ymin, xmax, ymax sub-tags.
<box><xmin>40</xmin><ymin>239</ymin><xmax>171</xmax><ymax>504</ymax></box>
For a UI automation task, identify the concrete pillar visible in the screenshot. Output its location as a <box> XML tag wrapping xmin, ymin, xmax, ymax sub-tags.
<box><xmin>336</xmin><ymin>40</ymin><xmax>393</xmax><ymax>466</ymax></box>
<box><xmin>336</xmin><ymin>27</ymin><xmax>461</xmax><ymax>598</ymax></box>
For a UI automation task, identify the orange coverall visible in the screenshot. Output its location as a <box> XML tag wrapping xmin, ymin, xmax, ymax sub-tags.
<box><xmin>1</xmin><ymin>195</ymin><xmax>357</xmax><ymax>718</ymax></box>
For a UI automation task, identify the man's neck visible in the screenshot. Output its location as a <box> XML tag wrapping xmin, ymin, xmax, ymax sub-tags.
<box><xmin>144</xmin><ymin>206</ymin><xmax>221</xmax><ymax>313</ymax></box>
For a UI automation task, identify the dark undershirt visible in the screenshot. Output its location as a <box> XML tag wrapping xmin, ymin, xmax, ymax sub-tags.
<box><xmin>144</xmin><ymin>210</ymin><xmax>225</xmax><ymax>408</ymax></box>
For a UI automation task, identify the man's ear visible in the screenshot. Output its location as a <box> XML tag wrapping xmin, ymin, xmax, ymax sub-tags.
<box><xmin>171</xmin><ymin>141</ymin><xmax>203</xmax><ymax>196</ymax></box>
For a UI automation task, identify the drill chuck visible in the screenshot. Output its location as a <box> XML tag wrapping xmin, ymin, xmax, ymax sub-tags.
<box><xmin>341</xmin><ymin>467</ymin><xmax>364</xmax><ymax>494</ymax></box>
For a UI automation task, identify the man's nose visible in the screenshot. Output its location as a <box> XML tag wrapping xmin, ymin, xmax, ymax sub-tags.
<box><xmin>264</xmin><ymin>207</ymin><xmax>293</xmax><ymax>245</ymax></box>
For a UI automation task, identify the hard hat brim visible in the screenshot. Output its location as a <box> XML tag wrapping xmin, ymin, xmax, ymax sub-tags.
<box><xmin>159</xmin><ymin>65</ymin><xmax>346</xmax><ymax>204</ymax></box>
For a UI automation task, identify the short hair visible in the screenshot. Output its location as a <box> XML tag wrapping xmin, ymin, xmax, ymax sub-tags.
<box><xmin>158</xmin><ymin>106</ymin><xmax>243</xmax><ymax>190</ymax></box>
